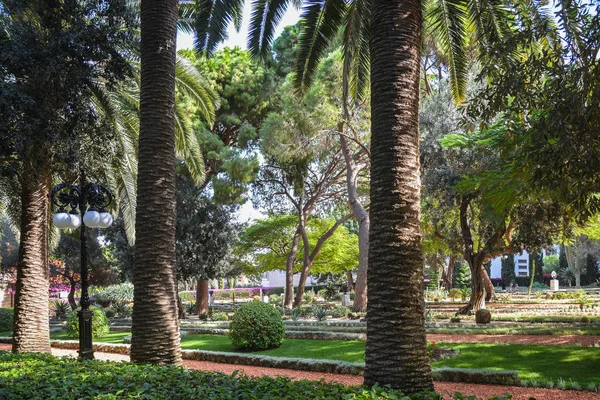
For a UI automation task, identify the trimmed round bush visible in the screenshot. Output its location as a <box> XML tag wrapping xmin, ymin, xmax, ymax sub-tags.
<box><xmin>66</xmin><ymin>306</ymin><xmax>109</xmax><ymax>338</ymax></box>
<box><xmin>229</xmin><ymin>301</ymin><xmax>284</xmax><ymax>350</ymax></box>
<box><xmin>475</xmin><ymin>309</ymin><xmax>492</xmax><ymax>324</ymax></box>
<box><xmin>0</xmin><ymin>308</ymin><xmax>13</xmax><ymax>332</ymax></box>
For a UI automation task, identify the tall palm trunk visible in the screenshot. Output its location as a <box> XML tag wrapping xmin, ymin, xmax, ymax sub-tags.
<box><xmin>12</xmin><ymin>167</ymin><xmax>51</xmax><ymax>353</ymax></box>
<box><xmin>131</xmin><ymin>0</ymin><xmax>181</xmax><ymax>365</ymax></box>
<box><xmin>364</xmin><ymin>0</ymin><xmax>433</xmax><ymax>392</ymax></box>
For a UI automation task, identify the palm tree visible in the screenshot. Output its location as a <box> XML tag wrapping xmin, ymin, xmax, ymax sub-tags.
<box><xmin>188</xmin><ymin>0</ymin><xmax>555</xmax><ymax>392</ymax></box>
<box><xmin>130</xmin><ymin>0</ymin><xmax>182</xmax><ymax>365</ymax></box>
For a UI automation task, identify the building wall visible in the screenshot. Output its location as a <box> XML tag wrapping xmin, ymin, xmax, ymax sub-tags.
<box><xmin>261</xmin><ymin>270</ymin><xmax>318</xmax><ymax>288</ymax></box>
<box><xmin>489</xmin><ymin>245</ymin><xmax>560</xmax><ymax>280</ymax></box>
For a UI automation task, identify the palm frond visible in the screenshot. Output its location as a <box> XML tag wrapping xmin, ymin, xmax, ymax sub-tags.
<box><xmin>174</xmin><ymin>104</ymin><xmax>206</xmax><ymax>187</ymax></box>
<box><xmin>194</xmin><ymin>0</ymin><xmax>245</xmax><ymax>56</ymax></box>
<box><xmin>248</xmin><ymin>0</ymin><xmax>296</xmax><ymax>60</ymax></box>
<box><xmin>426</xmin><ymin>0</ymin><xmax>469</xmax><ymax>102</ymax></box>
<box><xmin>342</xmin><ymin>0</ymin><xmax>370</xmax><ymax>107</ymax></box>
<box><xmin>115</xmin><ymin>162</ymin><xmax>137</xmax><ymax>245</ymax></box>
<box><xmin>175</xmin><ymin>52</ymin><xmax>218</xmax><ymax>126</ymax></box>
<box><xmin>294</xmin><ymin>0</ymin><xmax>346</xmax><ymax>93</ymax></box>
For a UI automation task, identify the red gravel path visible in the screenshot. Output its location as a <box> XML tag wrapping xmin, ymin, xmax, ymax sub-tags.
<box><xmin>2</xmin><ymin>341</ymin><xmax>599</xmax><ymax>399</ymax></box>
<box><xmin>428</xmin><ymin>333</ymin><xmax>600</xmax><ymax>346</ymax></box>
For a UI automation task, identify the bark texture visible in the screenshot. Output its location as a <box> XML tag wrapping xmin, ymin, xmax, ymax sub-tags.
<box><xmin>12</xmin><ymin>168</ymin><xmax>51</xmax><ymax>353</ymax></box>
<box><xmin>196</xmin><ymin>279</ymin><xmax>209</xmax><ymax>315</ymax></box>
<box><xmin>284</xmin><ymin>230</ymin><xmax>301</xmax><ymax>309</ymax></box>
<box><xmin>131</xmin><ymin>0</ymin><xmax>181</xmax><ymax>365</ymax></box>
<box><xmin>364</xmin><ymin>0</ymin><xmax>434</xmax><ymax>392</ymax></box>
<box><xmin>339</xmin><ymin>133</ymin><xmax>369</xmax><ymax>312</ymax></box>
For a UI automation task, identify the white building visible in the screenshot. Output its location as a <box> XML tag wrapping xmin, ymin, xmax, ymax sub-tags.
<box><xmin>260</xmin><ymin>270</ymin><xmax>319</xmax><ymax>288</ymax></box>
<box><xmin>489</xmin><ymin>246</ymin><xmax>559</xmax><ymax>279</ymax></box>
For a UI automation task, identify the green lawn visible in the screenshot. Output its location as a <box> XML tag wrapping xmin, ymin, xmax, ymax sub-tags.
<box><xmin>41</xmin><ymin>331</ymin><xmax>600</xmax><ymax>386</ymax></box>
<box><xmin>0</xmin><ymin>332</ymin><xmax>10</xmax><ymax>337</ymax></box>
<box><xmin>435</xmin><ymin>343</ymin><xmax>600</xmax><ymax>386</ymax></box>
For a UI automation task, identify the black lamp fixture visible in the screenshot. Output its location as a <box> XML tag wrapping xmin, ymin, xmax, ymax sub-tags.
<box><xmin>50</xmin><ymin>169</ymin><xmax>113</xmax><ymax>360</ymax></box>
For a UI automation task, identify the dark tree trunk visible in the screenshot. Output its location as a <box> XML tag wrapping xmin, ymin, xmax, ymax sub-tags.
<box><xmin>364</xmin><ymin>0</ymin><xmax>433</xmax><ymax>392</ymax></box>
<box><xmin>68</xmin><ymin>277</ymin><xmax>77</xmax><ymax>311</ymax></box>
<box><xmin>482</xmin><ymin>266</ymin><xmax>495</xmax><ymax>301</ymax></box>
<box><xmin>346</xmin><ymin>270</ymin><xmax>355</xmax><ymax>292</ymax></box>
<box><xmin>177</xmin><ymin>294</ymin><xmax>185</xmax><ymax>319</ymax></box>
<box><xmin>131</xmin><ymin>0</ymin><xmax>181</xmax><ymax>365</ymax></box>
<box><xmin>443</xmin><ymin>256</ymin><xmax>455</xmax><ymax>289</ymax></box>
<box><xmin>457</xmin><ymin>259</ymin><xmax>487</xmax><ymax>315</ymax></box>
<box><xmin>12</xmin><ymin>167</ymin><xmax>51</xmax><ymax>353</ymax></box>
<box><xmin>284</xmin><ymin>230</ymin><xmax>301</xmax><ymax>309</ymax></box>
<box><xmin>196</xmin><ymin>279</ymin><xmax>209</xmax><ymax>315</ymax></box>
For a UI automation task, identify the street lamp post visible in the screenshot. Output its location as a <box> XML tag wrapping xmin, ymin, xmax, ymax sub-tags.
<box><xmin>50</xmin><ymin>169</ymin><xmax>114</xmax><ymax>360</ymax></box>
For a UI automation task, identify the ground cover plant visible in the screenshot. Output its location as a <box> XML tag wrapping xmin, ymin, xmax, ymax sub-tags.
<box><xmin>0</xmin><ymin>352</ymin><xmax>480</xmax><ymax>400</ymax></box>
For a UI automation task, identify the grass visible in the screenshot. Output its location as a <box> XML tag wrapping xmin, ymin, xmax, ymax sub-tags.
<box><xmin>46</xmin><ymin>330</ymin><xmax>600</xmax><ymax>386</ymax></box>
<box><xmin>427</xmin><ymin>327</ymin><xmax>600</xmax><ymax>335</ymax></box>
<box><xmin>0</xmin><ymin>332</ymin><xmax>10</xmax><ymax>337</ymax></box>
<box><xmin>434</xmin><ymin>343</ymin><xmax>600</xmax><ymax>386</ymax></box>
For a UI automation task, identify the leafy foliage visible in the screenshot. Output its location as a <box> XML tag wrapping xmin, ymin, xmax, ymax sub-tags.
<box><xmin>229</xmin><ymin>301</ymin><xmax>285</xmax><ymax>350</ymax></box>
<box><xmin>66</xmin><ymin>306</ymin><xmax>109</xmax><ymax>339</ymax></box>
<box><xmin>50</xmin><ymin>300</ymin><xmax>70</xmax><ymax>320</ymax></box>
<box><xmin>94</xmin><ymin>283</ymin><xmax>134</xmax><ymax>305</ymax></box>
<box><xmin>176</xmin><ymin>175</ymin><xmax>241</xmax><ymax>282</ymax></box>
<box><xmin>0</xmin><ymin>308</ymin><xmax>12</xmax><ymax>332</ymax></box>
<box><xmin>0</xmin><ymin>352</ymin><xmax>468</xmax><ymax>399</ymax></box>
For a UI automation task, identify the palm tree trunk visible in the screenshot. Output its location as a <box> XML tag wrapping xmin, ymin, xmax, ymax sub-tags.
<box><xmin>12</xmin><ymin>168</ymin><xmax>51</xmax><ymax>353</ymax></box>
<box><xmin>365</xmin><ymin>0</ymin><xmax>433</xmax><ymax>392</ymax></box>
<box><xmin>196</xmin><ymin>279</ymin><xmax>209</xmax><ymax>315</ymax></box>
<box><xmin>131</xmin><ymin>0</ymin><xmax>181</xmax><ymax>365</ymax></box>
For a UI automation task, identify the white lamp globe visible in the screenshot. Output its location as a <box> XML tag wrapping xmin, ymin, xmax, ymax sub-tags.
<box><xmin>52</xmin><ymin>212</ymin><xmax>71</xmax><ymax>229</ymax></box>
<box><xmin>68</xmin><ymin>214</ymin><xmax>81</xmax><ymax>229</ymax></box>
<box><xmin>98</xmin><ymin>212</ymin><xmax>113</xmax><ymax>228</ymax></box>
<box><xmin>83</xmin><ymin>210</ymin><xmax>101</xmax><ymax>227</ymax></box>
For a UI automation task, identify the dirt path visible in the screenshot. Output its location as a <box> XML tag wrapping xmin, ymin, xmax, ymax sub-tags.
<box><xmin>428</xmin><ymin>333</ymin><xmax>600</xmax><ymax>346</ymax></box>
<box><xmin>1</xmin><ymin>343</ymin><xmax>598</xmax><ymax>400</ymax></box>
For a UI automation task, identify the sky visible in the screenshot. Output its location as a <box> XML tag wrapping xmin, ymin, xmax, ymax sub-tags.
<box><xmin>176</xmin><ymin>4</ymin><xmax>302</xmax><ymax>223</ymax></box>
<box><xmin>177</xmin><ymin>3</ymin><xmax>302</xmax><ymax>51</ymax></box>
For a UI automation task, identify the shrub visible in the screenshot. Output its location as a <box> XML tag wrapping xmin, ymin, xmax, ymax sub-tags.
<box><xmin>178</xmin><ymin>291</ymin><xmax>195</xmax><ymax>303</ymax></box>
<box><xmin>110</xmin><ymin>301</ymin><xmax>132</xmax><ymax>317</ymax></box>
<box><xmin>211</xmin><ymin>312</ymin><xmax>229</xmax><ymax>321</ymax></box>
<box><xmin>229</xmin><ymin>302</ymin><xmax>285</xmax><ymax>350</ymax></box>
<box><xmin>448</xmin><ymin>288</ymin><xmax>462</xmax><ymax>302</ymax></box>
<box><xmin>268</xmin><ymin>294</ymin><xmax>281</xmax><ymax>305</ymax></box>
<box><xmin>450</xmin><ymin>316</ymin><xmax>461</xmax><ymax>323</ymax></box>
<box><xmin>94</xmin><ymin>283</ymin><xmax>134</xmax><ymax>306</ymax></box>
<box><xmin>312</xmin><ymin>306</ymin><xmax>327</xmax><ymax>321</ymax></box>
<box><xmin>291</xmin><ymin>307</ymin><xmax>302</xmax><ymax>321</ymax></box>
<box><xmin>581</xmin><ymin>316</ymin><xmax>591</xmax><ymax>323</ymax></box>
<box><xmin>0</xmin><ymin>308</ymin><xmax>13</xmax><ymax>332</ymax></box>
<box><xmin>184</xmin><ymin>302</ymin><xmax>197</xmax><ymax>315</ymax></box>
<box><xmin>66</xmin><ymin>306</ymin><xmax>109</xmax><ymax>338</ymax></box>
<box><xmin>475</xmin><ymin>309</ymin><xmax>492</xmax><ymax>324</ymax></box>
<box><xmin>50</xmin><ymin>300</ymin><xmax>71</xmax><ymax>319</ymax></box>
<box><xmin>330</xmin><ymin>306</ymin><xmax>350</xmax><ymax>318</ymax></box>
<box><xmin>323</xmin><ymin>285</ymin><xmax>339</xmax><ymax>301</ymax></box>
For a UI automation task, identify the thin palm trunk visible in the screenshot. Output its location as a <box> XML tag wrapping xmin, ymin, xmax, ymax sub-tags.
<box><xmin>131</xmin><ymin>0</ymin><xmax>181</xmax><ymax>365</ymax></box>
<box><xmin>364</xmin><ymin>0</ymin><xmax>433</xmax><ymax>392</ymax></box>
<box><xmin>12</xmin><ymin>167</ymin><xmax>51</xmax><ymax>353</ymax></box>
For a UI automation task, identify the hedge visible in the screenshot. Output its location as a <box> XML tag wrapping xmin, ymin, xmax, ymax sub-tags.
<box><xmin>0</xmin><ymin>352</ymin><xmax>464</xmax><ymax>400</ymax></box>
